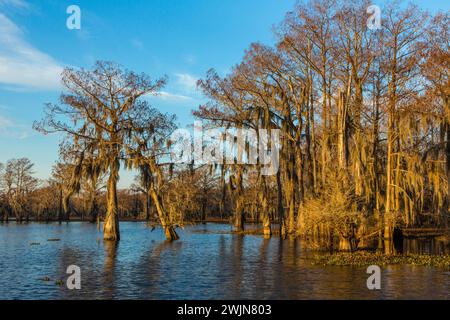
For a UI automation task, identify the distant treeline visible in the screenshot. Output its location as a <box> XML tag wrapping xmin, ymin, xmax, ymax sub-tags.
<box><xmin>0</xmin><ymin>158</ymin><xmax>223</xmax><ymax>223</ymax></box>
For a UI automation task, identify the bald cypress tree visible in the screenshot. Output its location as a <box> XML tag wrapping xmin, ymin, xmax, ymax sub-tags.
<box><xmin>34</xmin><ymin>61</ymin><xmax>173</xmax><ymax>241</ymax></box>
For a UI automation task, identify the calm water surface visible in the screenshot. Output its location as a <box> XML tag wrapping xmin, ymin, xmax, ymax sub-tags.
<box><xmin>0</xmin><ymin>222</ymin><xmax>449</xmax><ymax>300</ymax></box>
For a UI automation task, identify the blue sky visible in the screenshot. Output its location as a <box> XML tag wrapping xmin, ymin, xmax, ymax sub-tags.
<box><xmin>0</xmin><ymin>0</ymin><xmax>448</xmax><ymax>187</ymax></box>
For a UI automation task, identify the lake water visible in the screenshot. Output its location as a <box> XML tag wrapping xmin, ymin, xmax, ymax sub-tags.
<box><xmin>0</xmin><ymin>222</ymin><xmax>449</xmax><ymax>300</ymax></box>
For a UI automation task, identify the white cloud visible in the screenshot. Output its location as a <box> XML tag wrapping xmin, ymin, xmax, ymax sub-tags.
<box><xmin>151</xmin><ymin>91</ymin><xmax>194</xmax><ymax>102</ymax></box>
<box><xmin>0</xmin><ymin>114</ymin><xmax>14</xmax><ymax>127</ymax></box>
<box><xmin>0</xmin><ymin>114</ymin><xmax>31</xmax><ymax>139</ymax></box>
<box><xmin>0</xmin><ymin>0</ymin><xmax>29</xmax><ymax>9</ymax></box>
<box><xmin>0</xmin><ymin>13</ymin><xmax>63</xmax><ymax>91</ymax></box>
<box><xmin>147</xmin><ymin>73</ymin><xmax>203</xmax><ymax>104</ymax></box>
<box><xmin>175</xmin><ymin>73</ymin><xmax>199</xmax><ymax>93</ymax></box>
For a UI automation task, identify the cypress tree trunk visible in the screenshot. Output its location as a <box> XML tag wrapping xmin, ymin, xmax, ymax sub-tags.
<box><xmin>337</xmin><ymin>90</ymin><xmax>348</xmax><ymax>170</ymax></box>
<box><xmin>62</xmin><ymin>191</ymin><xmax>74</xmax><ymax>222</ymax></box>
<box><xmin>260</xmin><ymin>177</ymin><xmax>271</xmax><ymax>238</ymax></box>
<box><xmin>446</xmin><ymin>120</ymin><xmax>450</xmax><ymax>218</ymax></box>
<box><xmin>144</xmin><ymin>194</ymin><xmax>151</xmax><ymax>221</ymax></box>
<box><xmin>103</xmin><ymin>160</ymin><xmax>120</xmax><ymax>241</ymax></box>
<box><xmin>58</xmin><ymin>189</ymin><xmax>63</xmax><ymax>223</ymax></box>
<box><xmin>276</xmin><ymin>170</ymin><xmax>285</xmax><ymax>238</ymax></box>
<box><xmin>384</xmin><ymin>49</ymin><xmax>398</xmax><ymax>255</ymax></box>
<box><xmin>384</xmin><ymin>106</ymin><xmax>395</xmax><ymax>255</ymax></box>
<box><xmin>219</xmin><ymin>165</ymin><xmax>226</xmax><ymax>220</ymax></box>
<box><xmin>234</xmin><ymin>198</ymin><xmax>244</xmax><ymax>232</ymax></box>
<box><xmin>90</xmin><ymin>199</ymin><xmax>98</xmax><ymax>223</ymax></box>
<box><xmin>201</xmin><ymin>198</ymin><xmax>207</xmax><ymax>224</ymax></box>
<box><xmin>149</xmin><ymin>185</ymin><xmax>179</xmax><ymax>241</ymax></box>
<box><xmin>233</xmin><ymin>167</ymin><xmax>245</xmax><ymax>232</ymax></box>
<box><xmin>339</xmin><ymin>237</ymin><xmax>352</xmax><ymax>251</ymax></box>
<box><xmin>321</xmin><ymin>68</ymin><xmax>328</xmax><ymax>188</ymax></box>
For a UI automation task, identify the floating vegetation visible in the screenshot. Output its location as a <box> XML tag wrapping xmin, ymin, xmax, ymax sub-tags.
<box><xmin>47</xmin><ymin>238</ymin><xmax>61</xmax><ymax>242</ymax></box>
<box><xmin>312</xmin><ymin>251</ymin><xmax>450</xmax><ymax>269</ymax></box>
<box><xmin>30</xmin><ymin>242</ymin><xmax>40</xmax><ymax>246</ymax></box>
<box><xmin>39</xmin><ymin>276</ymin><xmax>51</xmax><ymax>282</ymax></box>
<box><xmin>55</xmin><ymin>280</ymin><xmax>64</xmax><ymax>286</ymax></box>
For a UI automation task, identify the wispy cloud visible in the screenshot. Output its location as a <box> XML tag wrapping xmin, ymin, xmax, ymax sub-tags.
<box><xmin>0</xmin><ymin>11</ymin><xmax>63</xmax><ymax>91</ymax></box>
<box><xmin>147</xmin><ymin>73</ymin><xmax>203</xmax><ymax>105</ymax></box>
<box><xmin>0</xmin><ymin>0</ymin><xmax>29</xmax><ymax>9</ymax></box>
<box><xmin>183</xmin><ymin>54</ymin><xmax>196</xmax><ymax>65</ymax></box>
<box><xmin>175</xmin><ymin>73</ymin><xmax>199</xmax><ymax>94</ymax></box>
<box><xmin>151</xmin><ymin>91</ymin><xmax>194</xmax><ymax>102</ymax></box>
<box><xmin>131</xmin><ymin>38</ymin><xmax>144</xmax><ymax>50</ymax></box>
<box><xmin>0</xmin><ymin>114</ymin><xmax>32</xmax><ymax>139</ymax></box>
